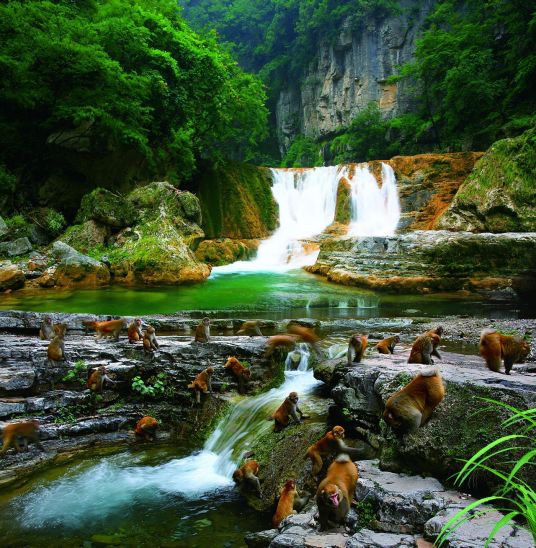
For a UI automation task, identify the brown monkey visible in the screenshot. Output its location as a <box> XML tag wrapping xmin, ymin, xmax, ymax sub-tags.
<box><xmin>47</xmin><ymin>323</ymin><xmax>67</xmax><ymax>361</ymax></box>
<box><xmin>194</xmin><ymin>317</ymin><xmax>211</xmax><ymax>343</ymax></box>
<box><xmin>83</xmin><ymin>319</ymin><xmax>125</xmax><ymax>340</ymax></box>
<box><xmin>272</xmin><ymin>479</ymin><xmax>298</xmax><ymax>527</ymax></box>
<box><xmin>347</xmin><ymin>334</ymin><xmax>368</xmax><ymax>365</ymax></box>
<box><xmin>237</xmin><ymin>320</ymin><xmax>263</xmax><ymax>336</ymax></box>
<box><xmin>1</xmin><ymin>420</ymin><xmax>44</xmax><ymax>456</ymax></box>
<box><xmin>134</xmin><ymin>416</ymin><xmax>158</xmax><ymax>441</ymax></box>
<box><xmin>224</xmin><ymin>356</ymin><xmax>251</xmax><ymax>394</ymax></box>
<box><xmin>287</xmin><ymin>324</ymin><xmax>323</xmax><ymax>357</ymax></box>
<box><xmin>425</xmin><ymin>326</ymin><xmax>443</xmax><ymax>360</ymax></box>
<box><xmin>265</xmin><ymin>334</ymin><xmax>298</xmax><ymax>357</ymax></box>
<box><xmin>375</xmin><ymin>335</ymin><xmax>400</xmax><ymax>355</ymax></box>
<box><xmin>143</xmin><ymin>326</ymin><xmax>159</xmax><ymax>353</ymax></box>
<box><xmin>271</xmin><ymin>391</ymin><xmax>308</xmax><ymax>432</ymax></box>
<box><xmin>305</xmin><ymin>425</ymin><xmax>366</xmax><ymax>479</ymax></box>
<box><xmin>39</xmin><ymin>316</ymin><xmax>54</xmax><ymax>340</ymax></box>
<box><xmin>407</xmin><ymin>334</ymin><xmax>435</xmax><ymax>364</ymax></box>
<box><xmin>87</xmin><ymin>366</ymin><xmax>117</xmax><ymax>393</ymax></box>
<box><xmin>187</xmin><ymin>367</ymin><xmax>214</xmax><ymax>404</ymax></box>
<box><xmin>479</xmin><ymin>329</ymin><xmax>531</xmax><ymax>375</ymax></box>
<box><xmin>383</xmin><ymin>367</ymin><xmax>445</xmax><ymax>434</ymax></box>
<box><xmin>128</xmin><ymin>318</ymin><xmax>143</xmax><ymax>343</ymax></box>
<box><xmin>233</xmin><ymin>459</ymin><xmax>261</xmax><ymax>496</ymax></box>
<box><xmin>316</xmin><ymin>454</ymin><xmax>358</xmax><ymax>530</ymax></box>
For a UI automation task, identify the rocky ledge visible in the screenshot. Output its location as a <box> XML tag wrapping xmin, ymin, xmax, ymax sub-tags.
<box><xmin>246</xmin><ymin>460</ymin><xmax>533</xmax><ymax>548</ymax></box>
<box><xmin>306</xmin><ymin>230</ymin><xmax>536</xmax><ymax>297</ymax></box>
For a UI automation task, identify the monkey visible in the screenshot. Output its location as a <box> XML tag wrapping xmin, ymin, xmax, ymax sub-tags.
<box><xmin>1</xmin><ymin>420</ymin><xmax>44</xmax><ymax>456</ymax></box>
<box><xmin>83</xmin><ymin>319</ymin><xmax>125</xmax><ymax>340</ymax></box>
<box><xmin>134</xmin><ymin>416</ymin><xmax>158</xmax><ymax>441</ymax></box>
<box><xmin>237</xmin><ymin>320</ymin><xmax>263</xmax><ymax>336</ymax></box>
<box><xmin>479</xmin><ymin>329</ymin><xmax>531</xmax><ymax>375</ymax></box>
<box><xmin>407</xmin><ymin>334</ymin><xmax>436</xmax><ymax>364</ymax></box>
<box><xmin>47</xmin><ymin>323</ymin><xmax>67</xmax><ymax>362</ymax></box>
<box><xmin>224</xmin><ymin>356</ymin><xmax>251</xmax><ymax>394</ymax></box>
<box><xmin>287</xmin><ymin>323</ymin><xmax>323</xmax><ymax>357</ymax></box>
<box><xmin>128</xmin><ymin>318</ymin><xmax>143</xmax><ymax>343</ymax></box>
<box><xmin>39</xmin><ymin>316</ymin><xmax>55</xmax><ymax>340</ymax></box>
<box><xmin>271</xmin><ymin>391</ymin><xmax>308</xmax><ymax>432</ymax></box>
<box><xmin>272</xmin><ymin>479</ymin><xmax>298</xmax><ymax>527</ymax></box>
<box><xmin>265</xmin><ymin>334</ymin><xmax>298</xmax><ymax>357</ymax></box>
<box><xmin>87</xmin><ymin>366</ymin><xmax>117</xmax><ymax>393</ymax></box>
<box><xmin>143</xmin><ymin>326</ymin><xmax>159</xmax><ymax>353</ymax></box>
<box><xmin>375</xmin><ymin>335</ymin><xmax>400</xmax><ymax>355</ymax></box>
<box><xmin>306</xmin><ymin>425</ymin><xmax>369</xmax><ymax>479</ymax></box>
<box><xmin>425</xmin><ymin>326</ymin><xmax>444</xmax><ymax>360</ymax></box>
<box><xmin>232</xmin><ymin>459</ymin><xmax>261</xmax><ymax>496</ymax></box>
<box><xmin>383</xmin><ymin>367</ymin><xmax>445</xmax><ymax>434</ymax></box>
<box><xmin>194</xmin><ymin>317</ymin><xmax>211</xmax><ymax>343</ymax></box>
<box><xmin>187</xmin><ymin>367</ymin><xmax>214</xmax><ymax>404</ymax></box>
<box><xmin>316</xmin><ymin>454</ymin><xmax>358</xmax><ymax>530</ymax></box>
<box><xmin>347</xmin><ymin>334</ymin><xmax>368</xmax><ymax>365</ymax></box>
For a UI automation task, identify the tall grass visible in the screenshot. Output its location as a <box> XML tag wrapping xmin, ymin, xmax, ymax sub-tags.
<box><xmin>437</xmin><ymin>398</ymin><xmax>536</xmax><ymax>547</ymax></box>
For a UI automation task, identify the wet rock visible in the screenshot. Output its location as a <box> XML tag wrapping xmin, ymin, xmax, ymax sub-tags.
<box><xmin>245</xmin><ymin>529</ymin><xmax>279</xmax><ymax>548</ymax></box>
<box><xmin>307</xmin><ymin>230</ymin><xmax>536</xmax><ymax>296</ymax></box>
<box><xmin>0</xmin><ymin>236</ymin><xmax>33</xmax><ymax>256</ymax></box>
<box><xmin>51</xmin><ymin>240</ymin><xmax>111</xmax><ymax>287</ymax></box>
<box><xmin>61</xmin><ymin>220</ymin><xmax>110</xmax><ymax>254</ymax></box>
<box><xmin>346</xmin><ymin>530</ymin><xmax>415</xmax><ymax>547</ymax></box>
<box><xmin>195</xmin><ymin>238</ymin><xmax>260</xmax><ymax>266</ymax></box>
<box><xmin>76</xmin><ymin>187</ymin><xmax>137</xmax><ymax>228</ymax></box>
<box><xmin>0</xmin><ymin>262</ymin><xmax>25</xmax><ymax>291</ymax></box>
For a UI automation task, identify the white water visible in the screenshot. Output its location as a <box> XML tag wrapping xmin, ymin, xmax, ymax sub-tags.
<box><xmin>15</xmin><ymin>362</ymin><xmax>321</xmax><ymax>528</ymax></box>
<box><xmin>348</xmin><ymin>163</ymin><xmax>400</xmax><ymax>237</ymax></box>
<box><xmin>212</xmin><ymin>162</ymin><xmax>400</xmax><ymax>274</ymax></box>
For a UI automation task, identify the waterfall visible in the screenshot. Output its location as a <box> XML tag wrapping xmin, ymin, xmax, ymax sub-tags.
<box><xmin>347</xmin><ymin>162</ymin><xmax>400</xmax><ymax>237</ymax></box>
<box><xmin>212</xmin><ymin>162</ymin><xmax>400</xmax><ymax>274</ymax></box>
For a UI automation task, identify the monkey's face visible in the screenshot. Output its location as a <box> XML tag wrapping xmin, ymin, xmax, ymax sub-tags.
<box><xmin>206</xmin><ymin>367</ymin><xmax>214</xmax><ymax>376</ymax></box>
<box><xmin>45</xmin><ymin>317</ymin><xmax>52</xmax><ymax>325</ymax></box>
<box><xmin>232</xmin><ymin>469</ymin><xmax>242</xmax><ymax>483</ymax></box>
<box><xmin>289</xmin><ymin>392</ymin><xmax>299</xmax><ymax>404</ymax></box>
<box><xmin>321</xmin><ymin>485</ymin><xmax>341</xmax><ymax>507</ymax></box>
<box><xmin>520</xmin><ymin>341</ymin><xmax>531</xmax><ymax>361</ymax></box>
<box><xmin>332</xmin><ymin>426</ymin><xmax>345</xmax><ymax>439</ymax></box>
<box><xmin>284</xmin><ymin>479</ymin><xmax>296</xmax><ymax>491</ymax></box>
<box><xmin>394</xmin><ymin>336</ymin><xmax>400</xmax><ymax>343</ymax></box>
<box><xmin>203</xmin><ymin>318</ymin><xmax>210</xmax><ymax>326</ymax></box>
<box><xmin>243</xmin><ymin>369</ymin><xmax>252</xmax><ymax>379</ymax></box>
<box><xmin>436</xmin><ymin>327</ymin><xmax>444</xmax><ymax>336</ymax></box>
<box><xmin>135</xmin><ymin>319</ymin><xmax>142</xmax><ymax>326</ymax></box>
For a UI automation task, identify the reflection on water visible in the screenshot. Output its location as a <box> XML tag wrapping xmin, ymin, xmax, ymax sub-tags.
<box><xmin>0</xmin><ymin>270</ymin><xmax>530</xmax><ymax>319</ymax></box>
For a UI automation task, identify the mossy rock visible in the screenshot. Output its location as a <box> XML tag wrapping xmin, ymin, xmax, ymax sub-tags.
<box><xmin>61</xmin><ymin>221</ymin><xmax>110</xmax><ymax>254</ymax></box>
<box><xmin>76</xmin><ymin>187</ymin><xmax>137</xmax><ymax>228</ymax></box>
<box><xmin>195</xmin><ymin>238</ymin><xmax>259</xmax><ymax>266</ymax></box>
<box><xmin>195</xmin><ymin>161</ymin><xmax>278</xmax><ymax>239</ymax></box>
<box><xmin>438</xmin><ymin>128</ymin><xmax>536</xmax><ymax>232</ymax></box>
<box><xmin>334</xmin><ymin>176</ymin><xmax>352</xmax><ymax>224</ymax></box>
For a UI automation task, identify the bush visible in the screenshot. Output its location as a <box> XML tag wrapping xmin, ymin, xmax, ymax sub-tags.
<box><xmin>281</xmin><ymin>136</ymin><xmax>322</xmax><ymax>167</ymax></box>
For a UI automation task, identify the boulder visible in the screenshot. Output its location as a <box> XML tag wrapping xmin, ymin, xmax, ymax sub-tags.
<box><xmin>51</xmin><ymin>241</ymin><xmax>110</xmax><ymax>287</ymax></box>
<box><xmin>437</xmin><ymin>128</ymin><xmax>536</xmax><ymax>232</ymax></box>
<box><xmin>0</xmin><ymin>237</ymin><xmax>33</xmax><ymax>257</ymax></box>
<box><xmin>195</xmin><ymin>238</ymin><xmax>260</xmax><ymax>266</ymax></box>
<box><xmin>0</xmin><ymin>262</ymin><xmax>25</xmax><ymax>291</ymax></box>
<box><xmin>61</xmin><ymin>220</ymin><xmax>110</xmax><ymax>254</ymax></box>
<box><xmin>75</xmin><ymin>187</ymin><xmax>137</xmax><ymax>228</ymax></box>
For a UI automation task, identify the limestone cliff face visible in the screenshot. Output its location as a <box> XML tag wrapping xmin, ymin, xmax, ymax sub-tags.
<box><xmin>276</xmin><ymin>0</ymin><xmax>437</xmax><ymax>152</ymax></box>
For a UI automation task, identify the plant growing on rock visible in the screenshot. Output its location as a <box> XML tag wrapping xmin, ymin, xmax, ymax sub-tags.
<box><xmin>131</xmin><ymin>373</ymin><xmax>167</xmax><ymax>398</ymax></box>
<box><xmin>437</xmin><ymin>399</ymin><xmax>536</xmax><ymax>546</ymax></box>
<box><xmin>62</xmin><ymin>360</ymin><xmax>88</xmax><ymax>385</ymax></box>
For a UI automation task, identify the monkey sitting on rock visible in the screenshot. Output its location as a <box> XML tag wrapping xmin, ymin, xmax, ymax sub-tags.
<box><xmin>187</xmin><ymin>367</ymin><xmax>214</xmax><ymax>404</ymax></box>
<box><xmin>233</xmin><ymin>459</ymin><xmax>261</xmax><ymax>497</ymax></box>
<box><xmin>194</xmin><ymin>317</ymin><xmax>211</xmax><ymax>343</ymax></box>
<box><xmin>271</xmin><ymin>391</ymin><xmax>309</xmax><ymax>432</ymax></box>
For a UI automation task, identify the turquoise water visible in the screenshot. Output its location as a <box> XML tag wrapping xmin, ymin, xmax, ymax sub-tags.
<box><xmin>0</xmin><ymin>270</ymin><xmax>529</xmax><ymax>319</ymax></box>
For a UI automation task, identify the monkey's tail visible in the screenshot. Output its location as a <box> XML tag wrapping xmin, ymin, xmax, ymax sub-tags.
<box><xmin>480</xmin><ymin>328</ymin><xmax>497</xmax><ymax>342</ymax></box>
<box><xmin>335</xmin><ymin>453</ymin><xmax>351</xmax><ymax>463</ymax></box>
<box><xmin>421</xmin><ymin>366</ymin><xmax>440</xmax><ymax>377</ymax></box>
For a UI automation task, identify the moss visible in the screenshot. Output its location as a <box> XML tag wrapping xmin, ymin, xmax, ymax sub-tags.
<box><xmin>334</xmin><ymin>177</ymin><xmax>352</xmax><ymax>224</ymax></box>
<box><xmin>195</xmin><ymin>161</ymin><xmax>277</xmax><ymax>239</ymax></box>
<box><xmin>76</xmin><ymin>187</ymin><xmax>137</xmax><ymax>228</ymax></box>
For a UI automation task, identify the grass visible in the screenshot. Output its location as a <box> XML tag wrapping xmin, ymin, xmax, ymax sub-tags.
<box><xmin>436</xmin><ymin>398</ymin><xmax>536</xmax><ymax>546</ymax></box>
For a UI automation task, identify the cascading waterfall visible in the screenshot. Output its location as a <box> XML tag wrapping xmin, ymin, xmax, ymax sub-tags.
<box><xmin>212</xmin><ymin>162</ymin><xmax>400</xmax><ymax>274</ymax></box>
<box><xmin>14</xmin><ymin>356</ymin><xmax>321</xmax><ymax>528</ymax></box>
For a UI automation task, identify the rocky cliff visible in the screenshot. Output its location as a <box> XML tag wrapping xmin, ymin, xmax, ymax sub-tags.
<box><xmin>276</xmin><ymin>0</ymin><xmax>438</xmax><ymax>152</ymax></box>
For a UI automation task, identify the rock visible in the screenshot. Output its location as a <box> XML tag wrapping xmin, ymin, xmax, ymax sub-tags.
<box><xmin>38</xmin><ymin>266</ymin><xmax>57</xmax><ymax>287</ymax></box>
<box><xmin>438</xmin><ymin>128</ymin><xmax>536</xmax><ymax>232</ymax></box>
<box><xmin>61</xmin><ymin>220</ymin><xmax>110</xmax><ymax>254</ymax></box>
<box><xmin>51</xmin><ymin>241</ymin><xmax>110</xmax><ymax>287</ymax></box>
<box><xmin>306</xmin><ymin>231</ymin><xmax>536</xmax><ymax>296</ymax></box>
<box><xmin>424</xmin><ymin>506</ymin><xmax>534</xmax><ymax>548</ymax></box>
<box><xmin>245</xmin><ymin>529</ymin><xmax>279</xmax><ymax>548</ymax></box>
<box><xmin>0</xmin><ymin>237</ymin><xmax>33</xmax><ymax>257</ymax></box>
<box><xmin>346</xmin><ymin>530</ymin><xmax>415</xmax><ymax>547</ymax></box>
<box><xmin>28</xmin><ymin>224</ymin><xmax>52</xmax><ymax>246</ymax></box>
<box><xmin>0</xmin><ymin>215</ymin><xmax>8</xmax><ymax>238</ymax></box>
<box><xmin>0</xmin><ymin>262</ymin><xmax>25</xmax><ymax>291</ymax></box>
<box><xmin>75</xmin><ymin>187</ymin><xmax>137</xmax><ymax>228</ymax></box>
<box><xmin>333</xmin><ymin>176</ymin><xmax>352</xmax><ymax>225</ymax></box>
<box><xmin>27</xmin><ymin>252</ymin><xmax>49</xmax><ymax>271</ymax></box>
<box><xmin>195</xmin><ymin>238</ymin><xmax>260</xmax><ymax>266</ymax></box>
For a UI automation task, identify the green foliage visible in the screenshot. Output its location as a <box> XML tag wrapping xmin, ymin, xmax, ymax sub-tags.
<box><xmin>131</xmin><ymin>373</ymin><xmax>167</xmax><ymax>398</ymax></box>
<box><xmin>281</xmin><ymin>136</ymin><xmax>322</xmax><ymax>167</ymax></box>
<box><xmin>53</xmin><ymin>403</ymin><xmax>92</xmax><ymax>424</ymax></box>
<box><xmin>62</xmin><ymin>359</ymin><xmax>88</xmax><ymax>385</ymax></box>
<box><xmin>355</xmin><ymin>500</ymin><xmax>377</xmax><ymax>529</ymax></box>
<box><xmin>437</xmin><ymin>399</ymin><xmax>536</xmax><ymax>546</ymax></box>
<box><xmin>4</xmin><ymin>214</ymin><xmax>28</xmax><ymax>231</ymax></box>
<box><xmin>45</xmin><ymin>210</ymin><xmax>66</xmax><ymax>235</ymax></box>
<box><xmin>0</xmin><ymin>0</ymin><xmax>268</xmax><ymax>204</ymax></box>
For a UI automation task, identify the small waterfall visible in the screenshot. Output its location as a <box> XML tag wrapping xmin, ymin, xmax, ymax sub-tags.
<box><xmin>284</xmin><ymin>343</ymin><xmax>310</xmax><ymax>371</ymax></box>
<box><xmin>347</xmin><ymin>162</ymin><xmax>400</xmax><ymax>237</ymax></box>
<box><xmin>212</xmin><ymin>162</ymin><xmax>400</xmax><ymax>274</ymax></box>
